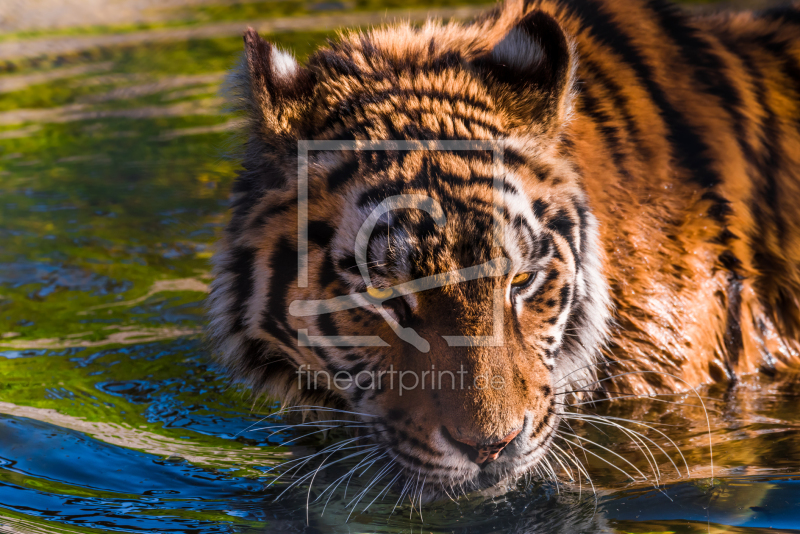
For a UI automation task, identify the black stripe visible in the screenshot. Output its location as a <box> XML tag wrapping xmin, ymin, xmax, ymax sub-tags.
<box><xmin>319</xmin><ymin>251</ymin><xmax>339</xmax><ymax>289</ymax></box>
<box><xmin>228</xmin><ymin>164</ymin><xmax>286</xmax><ymax>236</ymax></box>
<box><xmin>336</xmin><ymin>254</ymin><xmax>358</xmax><ymax>274</ymax></box>
<box><xmin>559</xmin><ymin>0</ymin><xmax>722</xmax><ymax>189</ymax></box>
<box><xmin>325</xmin><ymin>157</ymin><xmax>360</xmax><ymax>192</ymax></box>
<box><xmin>558</xmin><ymin>284</ymin><xmax>572</xmax><ymax>312</ymax></box>
<box><xmin>531</xmin><ymin>199</ymin><xmax>549</xmax><ymax>219</ymax></box>
<box><xmin>235</xmin><ymin>337</ymin><xmax>273</xmax><ymax>375</ymax></box>
<box><xmin>227</xmin><ymin>247</ymin><xmax>257</xmax><ymax>334</ymax></box>
<box><xmin>724</xmin><ymin>36</ymin><xmax>790</xmax><ymax>273</ymax></box>
<box><xmin>529</xmin><ymin>161</ymin><xmax>554</xmax><ymax>182</ymax></box>
<box><xmin>544</xmin><ymin>268</ymin><xmax>560</xmax><ymax>284</ymax></box>
<box><xmin>317</xmin><ymin>87</ymin><xmax>500</xmax><ymax>137</ymax></box>
<box><xmin>576</xmin><ymin>83</ymin><xmax>632</xmax><ymax>180</ymax></box>
<box><xmin>574</xmin><ymin>198</ymin><xmax>590</xmax><ymax>255</ymax></box>
<box><xmin>311</xmin><ymin>347</ymin><xmax>341</xmax><ymax>374</ymax></box>
<box><xmin>316</xmin><ymin>311</ymin><xmax>340</xmax><ymax>339</ymax></box>
<box><xmin>749</xmin><ymin>33</ymin><xmax>800</xmax><ymax>243</ymax></box>
<box><xmin>260</xmin><ymin>238</ymin><xmax>297</xmax><ymax>348</ymax></box>
<box><xmin>547</xmin><ymin>209</ymin><xmax>579</xmax><ymax>268</ymax></box>
<box><xmin>759</xmin><ymin>5</ymin><xmax>800</xmax><ymax>26</ymax></box>
<box><xmin>723</xmin><ymin>275</ymin><xmax>744</xmax><ymax>378</ymax></box>
<box><xmin>702</xmin><ymin>191</ymin><xmax>733</xmax><ymax>223</ymax></box>
<box><xmin>250</xmin><ymin>202</ymin><xmax>290</xmax><ymax>230</ymax></box>
<box><xmin>645</xmin><ymin>0</ymin><xmax>757</xmax><ymax>228</ymax></box>
<box><xmin>308</xmin><ymin>220</ymin><xmax>336</xmax><ymax>249</ymax></box>
<box><xmin>504</xmin><ymin>147</ymin><xmax>529</xmax><ymax>169</ymax></box>
<box><xmin>349</xmin><ymin>361</ymin><xmax>372</xmax><ymax>403</ymax></box>
<box><xmin>718</xmin><ymin>248</ymin><xmax>744</xmax><ymax>379</ymax></box>
<box><xmin>537</xmin><ymin>237</ymin><xmax>552</xmax><ymax>260</ymax></box>
<box><xmin>355</xmin><ymin>173</ymin><xmax>511</xmax><ymax>210</ymax></box>
<box><xmin>646</xmin><ymin>0</ymin><xmax>753</xmax><ymax>157</ymax></box>
<box><xmin>580</xmin><ymin>56</ymin><xmax>651</xmax><ymax>161</ymax></box>
<box><xmin>393</xmin><ymin>428</ymin><xmax>442</xmax><ymax>457</ymax></box>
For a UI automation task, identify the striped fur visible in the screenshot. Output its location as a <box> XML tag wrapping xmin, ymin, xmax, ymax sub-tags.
<box><xmin>208</xmin><ymin>0</ymin><xmax>800</xmax><ymax>495</ymax></box>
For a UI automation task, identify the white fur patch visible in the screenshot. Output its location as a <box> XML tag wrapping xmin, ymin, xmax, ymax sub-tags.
<box><xmin>491</xmin><ymin>27</ymin><xmax>543</xmax><ymax>71</ymax></box>
<box><xmin>271</xmin><ymin>47</ymin><xmax>298</xmax><ymax>80</ymax></box>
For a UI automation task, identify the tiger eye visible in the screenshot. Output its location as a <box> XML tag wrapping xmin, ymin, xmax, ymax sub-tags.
<box><xmin>366</xmin><ymin>286</ymin><xmax>394</xmax><ymax>300</ymax></box>
<box><xmin>511</xmin><ymin>272</ymin><xmax>533</xmax><ymax>286</ymax></box>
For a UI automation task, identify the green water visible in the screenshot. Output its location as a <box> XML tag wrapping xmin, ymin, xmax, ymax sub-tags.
<box><xmin>1</xmin><ymin>1</ymin><xmax>799</xmax><ymax>532</ymax></box>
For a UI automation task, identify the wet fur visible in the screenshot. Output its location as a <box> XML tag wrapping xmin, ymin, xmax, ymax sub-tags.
<box><xmin>208</xmin><ymin>0</ymin><xmax>800</xmax><ymax>495</ymax></box>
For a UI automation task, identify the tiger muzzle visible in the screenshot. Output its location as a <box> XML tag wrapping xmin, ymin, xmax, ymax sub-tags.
<box><xmin>444</xmin><ymin>427</ymin><xmax>523</xmax><ymax>466</ymax></box>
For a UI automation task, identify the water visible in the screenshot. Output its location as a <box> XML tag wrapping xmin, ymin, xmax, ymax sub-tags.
<box><xmin>1</xmin><ymin>1</ymin><xmax>799</xmax><ymax>532</ymax></box>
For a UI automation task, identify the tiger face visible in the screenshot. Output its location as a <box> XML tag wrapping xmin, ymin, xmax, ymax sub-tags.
<box><xmin>208</xmin><ymin>9</ymin><xmax>611</xmax><ymax>497</ymax></box>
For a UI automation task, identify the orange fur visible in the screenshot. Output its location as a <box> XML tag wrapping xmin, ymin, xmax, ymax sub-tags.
<box><xmin>208</xmin><ymin>0</ymin><xmax>800</xmax><ymax>495</ymax></box>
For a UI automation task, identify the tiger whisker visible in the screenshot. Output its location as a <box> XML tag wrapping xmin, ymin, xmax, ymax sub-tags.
<box><xmin>342</xmin><ymin>447</ymin><xmax>387</xmax><ymax>502</ymax></box>
<box><xmin>305</xmin><ymin>441</ymin><xmax>354</xmax><ymax>524</ymax></box>
<box><xmin>440</xmin><ymin>480</ymin><xmax>459</xmax><ymax>505</ymax></box>
<box><xmin>346</xmin><ymin>452</ymin><xmax>391</xmax><ymax>506</ymax></box>
<box><xmin>237</xmin><ymin>404</ymin><xmax>377</xmax><ymax>439</ymax></box>
<box><xmin>345</xmin><ymin>453</ymin><xmax>391</xmax><ymax>521</ymax></box>
<box><xmin>266</xmin><ymin>424</ymin><xmax>371</xmax><ymax>447</ymax></box>
<box><xmin>275</xmin><ymin>439</ymin><xmax>375</xmax><ymax>481</ymax></box>
<box><xmin>555</xmin><ymin>389</ymin><xmax>719</xmax><ymax>404</ymax></box>
<box><xmin>273</xmin><ymin>445</ymin><xmax>381</xmax><ymax>501</ymax></box>
<box><xmin>556</xmin><ymin>412</ymin><xmax>659</xmax><ymax>482</ymax></box>
<box><xmin>533</xmin><ymin>464</ymin><xmax>545</xmax><ymax>484</ymax></box>
<box><xmin>351</xmin><ymin>461</ymin><xmax>397</xmax><ymax>514</ymax></box>
<box><xmin>262</xmin><ymin>405</ymin><xmax>379</xmax><ymax>419</ymax></box>
<box><xmin>567</xmin><ymin>414</ymin><xmax>662</xmax><ymax>484</ymax></box>
<box><xmin>556</xmin><ymin>430</ymin><xmax>647</xmax><ymax>481</ymax></box>
<box><xmin>541</xmin><ymin>454</ymin><xmax>561</xmax><ymax>494</ymax></box>
<box><xmin>551</xmin><ymin>442</ymin><xmax>599</xmax><ymax>515</ymax></box>
<box><xmin>417</xmin><ymin>474</ymin><xmax>428</xmax><ymax>521</ymax></box>
<box><xmin>554</xmin><ymin>359</ymin><xmax>662</xmax><ymax>387</ymax></box>
<box><xmin>391</xmin><ymin>473</ymin><xmax>415</xmax><ymax>516</ymax></box>
<box><xmin>558</xmin><ymin>395</ymin><xmax>722</xmax><ymax>414</ymax></box>
<box><xmin>364</xmin><ymin>463</ymin><xmax>403</xmax><ymax>512</ymax></box>
<box><xmin>315</xmin><ymin>446</ymin><xmax>385</xmax><ymax>513</ymax></box>
<box><xmin>265</xmin><ymin>435</ymin><xmax>372</xmax><ymax>479</ymax></box>
<box><xmin>341</xmin><ymin>259</ymin><xmax>388</xmax><ymax>273</ymax></box>
<box><xmin>557</xmin><ymin>365</ymin><xmax>714</xmax><ymax>481</ymax></box>
<box><xmin>547</xmin><ymin>447</ymin><xmax>575</xmax><ymax>481</ymax></box>
<box><xmin>551</xmin><ymin>443</ymin><xmax>595</xmax><ymax>499</ymax></box>
<box><xmin>556</xmin><ymin>434</ymin><xmax>638</xmax><ymax>482</ymax></box>
<box><xmin>563</xmin><ymin>412</ymin><xmax>689</xmax><ymax>477</ymax></box>
<box><xmin>262</xmin><ymin>421</ymin><xmax>370</xmax><ymax>436</ymax></box>
<box><xmin>259</xmin><ymin>418</ymin><xmax>371</xmax><ymax>434</ymax></box>
<box><xmin>408</xmin><ymin>470</ymin><xmax>422</xmax><ymax>519</ymax></box>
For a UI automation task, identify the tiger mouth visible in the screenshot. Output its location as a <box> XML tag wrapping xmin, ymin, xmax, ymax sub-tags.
<box><xmin>357</xmin><ymin>413</ymin><xmax>559</xmax><ymax>500</ymax></box>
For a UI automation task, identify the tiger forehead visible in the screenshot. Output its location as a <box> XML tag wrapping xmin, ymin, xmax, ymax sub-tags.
<box><xmin>318</xmin><ymin>153</ymin><xmax>564</xmax><ymax>280</ymax></box>
<box><xmin>308</xmin><ymin>39</ymin><xmax>506</xmax><ymax>140</ymax></box>
<box><xmin>334</xmin><ymin>167</ymin><xmax>499</xmax><ymax>277</ymax></box>
<box><xmin>313</xmin><ymin>149</ymin><xmax>500</xmax><ymax>194</ymax></box>
<box><xmin>312</xmin><ymin>149</ymin><xmax>576</xmax><ymax>240</ymax></box>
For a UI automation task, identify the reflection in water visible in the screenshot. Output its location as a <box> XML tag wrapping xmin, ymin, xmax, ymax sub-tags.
<box><xmin>0</xmin><ymin>0</ymin><xmax>799</xmax><ymax>533</ymax></box>
<box><xmin>0</xmin><ymin>97</ymin><xmax>226</xmax><ymax>126</ymax></box>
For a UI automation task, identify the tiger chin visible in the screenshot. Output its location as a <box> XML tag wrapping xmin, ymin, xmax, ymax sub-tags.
<box><xmin>208</xmin><ymin>0</ymin><xmax>800</xmax><ymax>500</ymax></box>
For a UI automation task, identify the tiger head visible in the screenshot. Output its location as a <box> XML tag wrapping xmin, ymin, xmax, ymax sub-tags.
<box><xmin>208</xmin><ymin>7</ymin><xmax>611</xmax><ymax>498</ymax></box>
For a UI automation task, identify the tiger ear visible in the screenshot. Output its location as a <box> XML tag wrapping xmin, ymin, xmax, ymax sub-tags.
<box><xmin>475</xmin><ymin>11</ymin><xmax>576</xmax><ymax>138</ymax></box>
<box><xmin>241</xmin><ymin>28</ymin><xmax>316</xmax><ymax>143</ymax></box>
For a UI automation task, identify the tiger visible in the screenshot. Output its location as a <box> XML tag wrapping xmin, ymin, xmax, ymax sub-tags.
<box><xmin>207</xmin><ymin>0</ymin><xmax>800</xmax><ymax>500</ymax></box>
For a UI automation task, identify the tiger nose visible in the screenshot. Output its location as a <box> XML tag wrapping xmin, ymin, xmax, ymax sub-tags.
<box><xmin>445</xmin><ymin>428</ymin><xmax>522</xmax><ymax>465</ymax></box>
